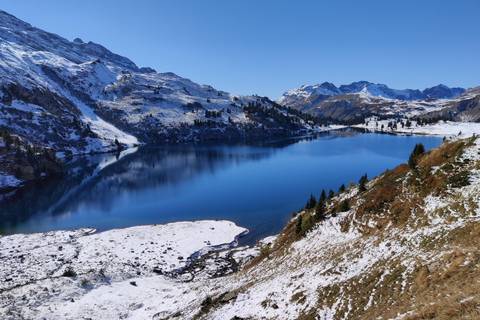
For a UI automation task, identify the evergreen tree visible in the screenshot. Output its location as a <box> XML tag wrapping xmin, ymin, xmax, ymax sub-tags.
<box><xmin>315</xmin><ymin>198</ymin><xmax>325</xmax><ymax>221</ymax></box>
<box><xmin>408</xmin><ymin>142</ymin><xmax>425</xmax><ymax>170</ymax></box>
<box><xmin>25</xmin><ymin>144</ymin><xmax>33</xmax><ymax>157</ymax></box>
<box><xmin>320</xmin><ymin>189</ymin><xmax>326</xmax><ymax>202</ymax></box>
<box><xmin>413</xmin><ymin>142</ymin><xmax>425</xmax><ymax>155</ymax></box>
<box><xmin>295</xmin><ymin>214</ymin><xmax>303</xmax><ymax>234</ymax></box>
<box><xmin>327</xmin><ymin>189</ymin><xmax>335</xmax><ymax>201</ymax></box>
<box><xmin>331</xmin><ymin>207</ymin><xmax>337</xmax><ymax>218</ymax></box>
<box><xmin>338</xmin><ymin>184</ymin><xmax>345</xmax><ymax>193</ymax></box>
<box><xmin>306</xmin><ymin>194</ymin><xmax>316</xmax><ymax>210</ymax></box>
<box><xmin>359</xmin><ymin>173</ymin><xmax>368</xmax><ymax>192</ymax></box>
<box><xmin>2</xmin><ymin>130</ymin><xmax>12</xmax><ymax>148</ymax></box>
<box><xmin>14</xmin><ymin>136</ymin><xmax>20</xmax><ymax>148</ymax></box>
<box><xmin>338</xmin><ymin>199</ymin><xmax>349</xmax><ymax>212</ymax></box>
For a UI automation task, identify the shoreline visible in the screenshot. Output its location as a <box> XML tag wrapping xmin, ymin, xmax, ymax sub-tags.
<box><xmin>0</xmin><ymin>220</ymin><xmax>252</xmax><ymax>296</ymax></box>
<box><xmin>352</xmin><ymin>120</ymin><xmax>480</xmax><ymax>138</ymax></box>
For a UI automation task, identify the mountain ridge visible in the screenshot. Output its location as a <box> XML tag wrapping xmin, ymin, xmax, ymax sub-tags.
<box><xmin>277</xmin><ymin>80</ymin><xmax>480</xmax><ymax>122</ymax></box>
<box><xmin>0</xmin><ymin>10</ymin><xmax>324</xmax><ymax>159</ymax></box>
<box><xmin>277</xmin><ymin>81</ymin><xmax>465</xmax><ymax>104</ymax></box>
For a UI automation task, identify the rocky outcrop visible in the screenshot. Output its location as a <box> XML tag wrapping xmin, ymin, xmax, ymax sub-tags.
<box><xmin>0</xmin><ymin>146</ymin><xmax>62</xmax><ymax>183</ymax></box>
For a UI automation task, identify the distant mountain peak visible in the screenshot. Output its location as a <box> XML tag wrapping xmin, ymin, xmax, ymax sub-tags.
<box><xmin>278</xmin><ymin>81</ymin><xmax>466</xmax><ymax>104</ymax></box>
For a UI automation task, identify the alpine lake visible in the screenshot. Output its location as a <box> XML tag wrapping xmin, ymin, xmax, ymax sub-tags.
<box><xmin>0</xmin><ymin>130</ymin><xmax>443</xmax><ymax>245</ymax></box>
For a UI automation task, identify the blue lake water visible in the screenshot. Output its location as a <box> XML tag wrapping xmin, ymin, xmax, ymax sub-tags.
<box><xmin>0</xmin><ymin>131</ymin><xmax>443</xmax><ymax>244</ymax></box>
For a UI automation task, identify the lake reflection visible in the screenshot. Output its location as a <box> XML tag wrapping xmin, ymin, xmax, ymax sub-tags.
<box><xmin>0</xmin><ymin>132</ymin><xmax>443</xmax><ymax>244</ymax></box>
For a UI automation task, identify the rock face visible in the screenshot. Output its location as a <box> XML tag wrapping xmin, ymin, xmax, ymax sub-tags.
<box><xmin>276</xmin><ymin>81</ymin><xmax>479</xmax><ymax>122</ymax></box>
<box><xmin>0</xmin><ymin>143</ymin><xmax>62</xmax><ymax>189</ymax></box>
<box><xmin>12</xmin><ymin>152</ymin><xmax>62</xmax><ymax>181</ymax></box>
<box><xmin>0</xmin><ymin>10</ymin><xmax>316</xmax><ymax>159</ymax></box>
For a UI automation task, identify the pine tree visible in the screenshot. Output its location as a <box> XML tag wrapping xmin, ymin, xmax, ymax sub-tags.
<box><xmin>2</xmin><ymin>130</ymin><xmax>12</xmax><ymax>148</ymax></box>
<box><xmin>338</xmin><ymin>199</ymin><xmax>349</xmax><ymax>212</ymax></box>
<box><xmin>306</xmin><ymin>194</ymin><xmax>316</xmax><ymax>210</ymax></box>
<box><xmin>320</xmin><ymin>189</ymin><xmax>326</xmax><ymax>202</ymax></box>
<box><xmin>408</xmin><ymin>143</ymin><xmax>425</xmax><ymax>170</ymax></box>
<box><xmin>315</xmin><ymin>198</ymin><xmax>325</xmax><ymax>221</ymax></box>
<box><xmin>338</xmin><ymin>184</ymin><xmax>345</xmax><ymax>193</ymax></box>
<box><xmin>331</xmin><ymin>207</ymin><xmax>337</xmax><ymax>218</ymax></box>
<box><xmin>295</xmin><ymin>214</ymin><xmax>303</xmax><ymax>234</ymax></box>
<box><xmin>359</xmin><ymin>173</ymin><xmax>368</xmax><ymax>192</ymax></box>
<box><xmin>327</xmin><ymin>189</ymin><xmax>335</xmax><ymax>201</ymax></box>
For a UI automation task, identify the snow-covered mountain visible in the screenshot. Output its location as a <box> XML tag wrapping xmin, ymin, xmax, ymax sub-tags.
<box><xmin>0</xmin><ymin>10</ymin><xmax>318</xmax><ymax>159</ymax></box>
<box><xmin>278</xmin><ymin>81</ymin><xmax>465</xmax><ymax>105</ymax></box>
<box><xmin>423</xmin><ymin>84</ymin><xmax>466</xmax><ymax>99</ymax></box>
<box><xmin>276</xmin><ymin>81</ymin><xmax>478</xmax><ymax>122</ymax></box>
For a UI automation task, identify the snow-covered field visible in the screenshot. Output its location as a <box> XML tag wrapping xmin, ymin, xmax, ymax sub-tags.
<box><xmin>0</xmin><ymin>220</ymin><xmax>249</xmax><ymax>319</ymax></box>
<box><xmin>354</xmin><ymin>120</ymin><xmax>480</xmax><ymax>138</ymax></box>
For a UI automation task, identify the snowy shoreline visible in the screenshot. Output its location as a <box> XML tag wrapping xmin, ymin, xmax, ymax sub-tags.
<box><xmin>353</xmin><ymin>120</ymin><xmax>480</xmax><ymax>139</ymax></box>
<box><xmin>0</xmin><ymin>220</ymin><xmax>251</xmax><ymax>319</ymax></box>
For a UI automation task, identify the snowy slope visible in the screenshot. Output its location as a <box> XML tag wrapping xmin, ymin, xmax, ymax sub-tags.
<box><xmin>0</xmin><ymin>10</ymin><xmax>321</xmax><ymax>158</ymax></box>
<box><xmin>354</xmin><ymin>118</ymin><xmax>480</xmax><ymax>138</ymax></box>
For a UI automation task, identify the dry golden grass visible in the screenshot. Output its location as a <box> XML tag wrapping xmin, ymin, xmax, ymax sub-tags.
<box><xmin>313</xmin><ymin>241</ymin><xmax>480</xmax><ymax>320</ymax></box>
<box><xmin>234</xmin><ymin>137</ymin><xmax>480</xmax><ymax>320</ymax></box>
<box><xmin>418</xmin><ymin>140</ymin><xmax>466</xmax><ymax>168</ymax></box>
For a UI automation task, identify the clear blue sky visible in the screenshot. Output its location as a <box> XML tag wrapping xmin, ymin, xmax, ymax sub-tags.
<box><xmin>2</xmin><ymin>0</ymin><xmax>480</xmax><ymax>99</ymax></box>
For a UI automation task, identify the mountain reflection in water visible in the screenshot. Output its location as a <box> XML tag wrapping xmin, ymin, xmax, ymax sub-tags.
<box><xmin>0</xmin><ymin>132</ymin><xmax>443</xmax><ymax>245</ymax></box>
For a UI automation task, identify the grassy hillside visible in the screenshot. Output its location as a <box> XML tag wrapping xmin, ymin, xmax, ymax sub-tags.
<box><xmin>186</xmin><ymin>135</ymin><xmax>480</xmax><ymax>320</ymax></box>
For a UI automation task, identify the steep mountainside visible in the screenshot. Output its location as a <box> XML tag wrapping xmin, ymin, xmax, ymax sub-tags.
<box><xmin>0</xmin><ymin>10</ymin><xmax>319</xmax><ymax>158</ymax></box>
<box><xmin>277</xmin><ymin>81</ymin><xmax>480</xmax><ymax>123</ymax></box>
